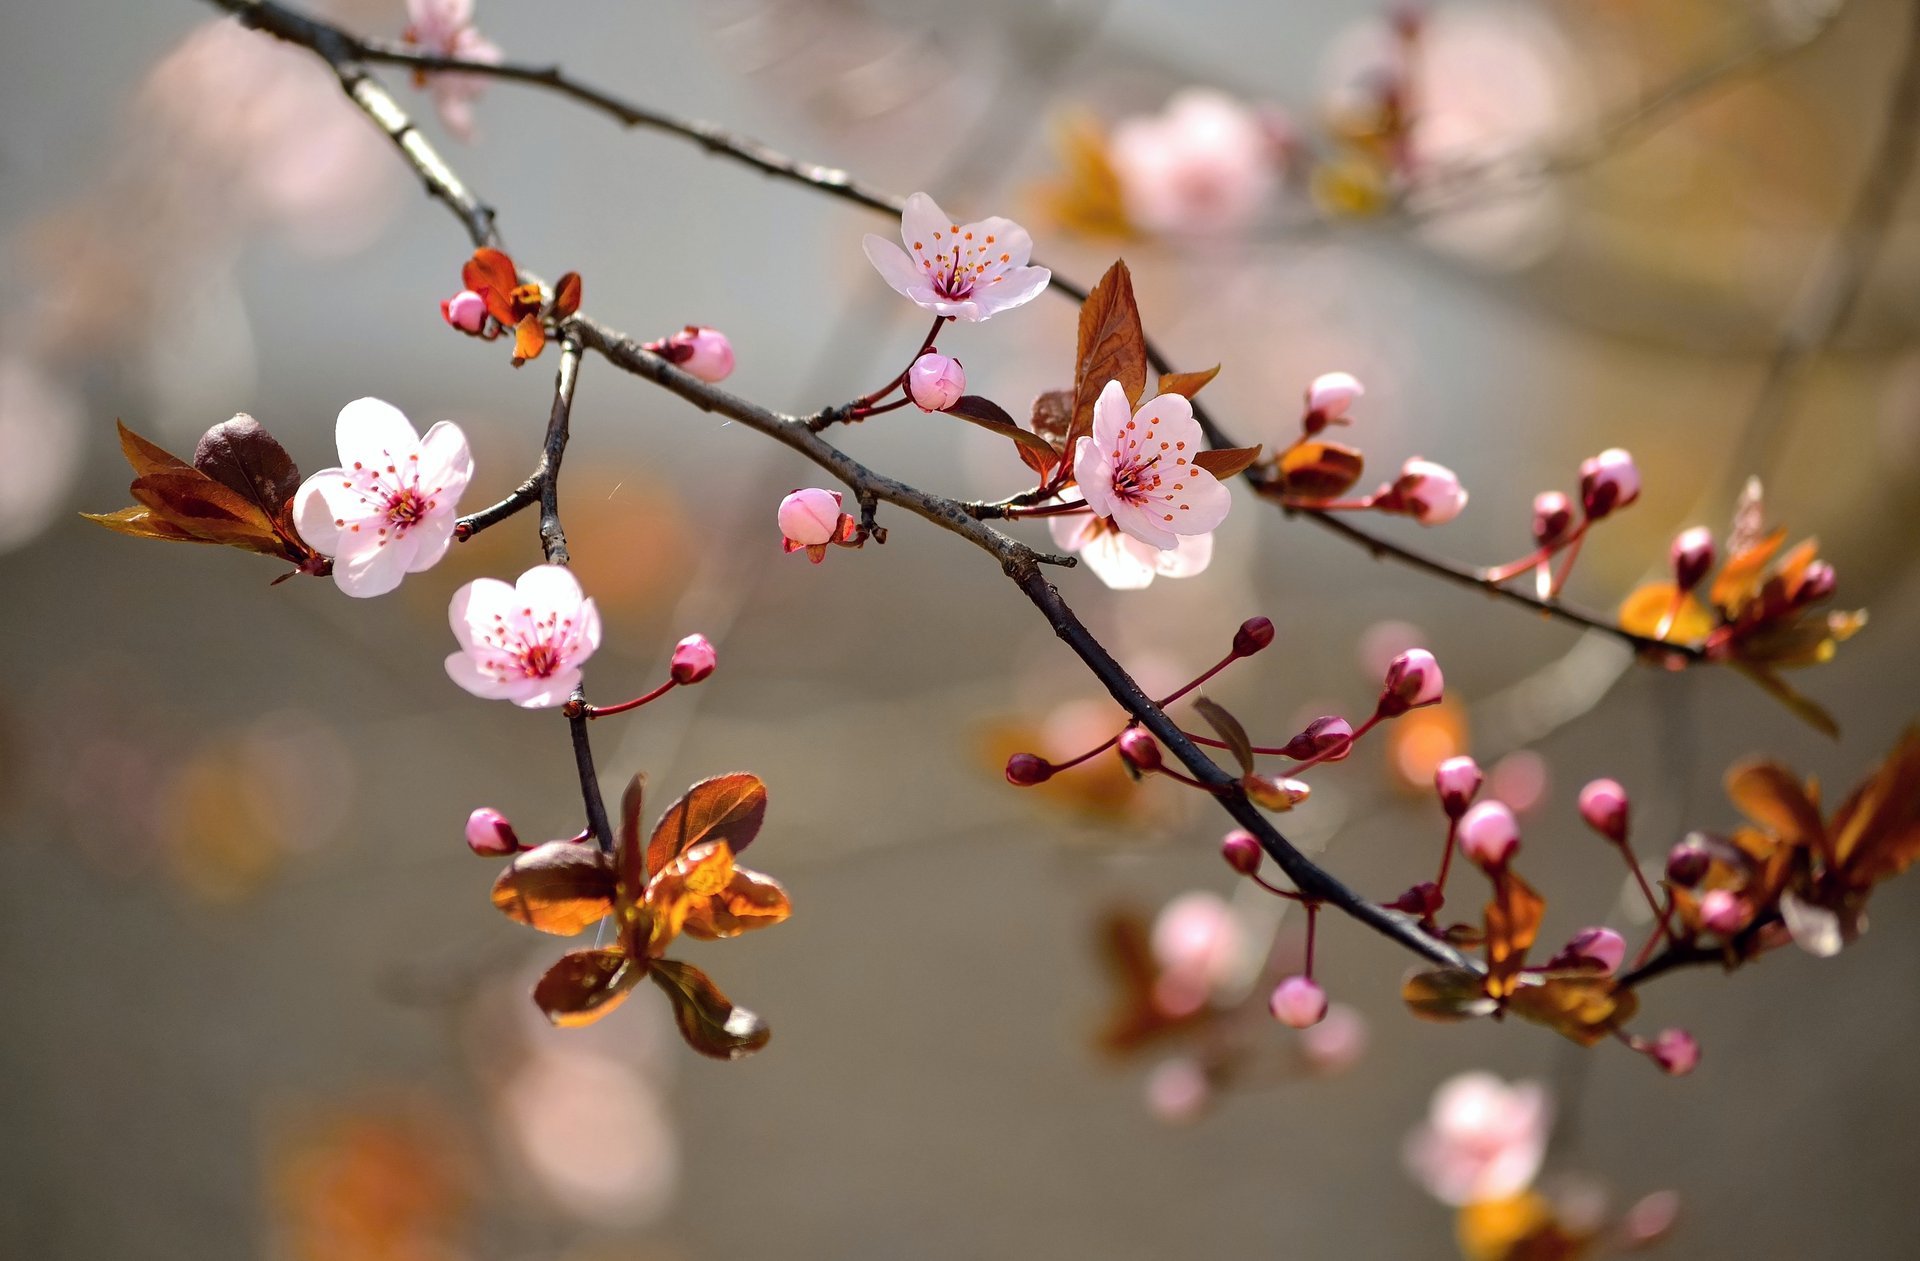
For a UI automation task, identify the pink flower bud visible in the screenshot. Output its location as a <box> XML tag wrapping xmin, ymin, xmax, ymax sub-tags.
<box><xmin>778</xmin><ymin>487</ymin><xmax>843</xmax><ymax>547</ymax></box>
<box><xmin>1269</xmin><ymin>975</ymin><xmax>1328</xmax><ymax>1028</ymax></box>
<box><xmin>440</xmin><ymin>289</ymin><xmax>489</xmax><ymax>335</ymax></box>
<box><xmin>1299</xmin><ymin>1003</ymin><xmax>1368</xmax><ymax>1072</ymax></box>
<box><xmin>666</xmin><ymin>326</ymin><xmax>735</xmax><ymax>383</ymax></box>
<box><xmin>1117</xmin><ymin>726</ymin><xmax>1163</xmax><ymax>772</ymax></box>
<box><xmin>1796</xmin><ymin>559</ymin><xmax>1836</xmax><ymax>605</ymax></box>
<box><xmin>465</xmin><ymin>806</ymin><xmax>519</xmax><ymax>856</ymax></box>
<box><xmin>1005</xmin><ymin>753</ymin><xmax>1053</xmax><ymax>786</ymax></box>
<box><xmin>1459</xmin><ymin>800</ymin><xmax>1519</xmax><ymax>868</ymax></box>
<box><xmin>1391</xmin><ymin>458</ymin><xmax>1469</xmax><ymax>525</ymax></box>
<box><xmin>1434</xmin><ymin>755</ymin><xmax>1483</xmax><ymax>818</ymax></box>
<box><xmin>1620</xmin><ymin>1191</ymin><xmax>1681</xmax><ymax>1246</ymax></box>
<box><xmin>1378</xmin><ymin>647</ymin><xmax>1444</xmax><ymax>716</ymax></box>
<box><xmin>1531</xmin><ymin>490</ymin><xmax>1574</xmax><ymax>547</ymax></box>
<box><xmin>1221</xmin><ymin>829</ymin><xmax>1263</xmax><ymax>875</ymax></box>
<box><xmin>1648</xmin><ymin>1028</ymin><xmax>1700</xmax><ymax>1077</ymax></box>
<box><xmin>1666</xmin><ymin>836</ymin><xmax>1712</xmax><ymax>887</ymax></box>
<box><xmin>1304</xmin><ymin>371</ymin><xmax>1364</xmax><ymax>431</ymax></box>
<box><xmin>1282</xmin><ymin>715</ymin><xmax>1354</xmax><ymax>762</ymax></box>
<box><xmin>1577</xmin><ymin>778</ymin><xmax>1629</xmax><ymax>844</ymax></box>
<box><xmin>1578</xmin><ymin>448</ymin><xmax>1640</xmax><ymax>520</ymax></box>
<box><xmin>1549</xmin><ymin>926</ymin><xmax>1626</xmax><ymax>975</ymax></box>
<box><xmin>1232</xmin><ymin>615</ymin><xmax>1276</xmax><ymax>657</ymax></box>
<box><xmin>670</xmin><ymin>633</ymin><xmax>716</xmax><ymax>684</ymax></box>
<box><xmin>906</xmin><ymin>352</ymin><xmax>966</xmax><ymax>411</ymax></box>
<box><xmin>1699</xmin><ymin>888</ymin><xmax>1750</xmax><ymax>936</ymax></box>
<box><xmin>1670</xmin><ymin>526</ymin><xmax>1715</xmax><ymax>593</ymax></box>
<box><xmin>1144</xmin><ymin>1057</ymin><xmax>1211</xmax><ymax>1124</ymax></box>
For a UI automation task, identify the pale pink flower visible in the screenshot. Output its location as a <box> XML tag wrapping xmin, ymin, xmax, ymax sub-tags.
<box><xmin>445</xmin><ymin>564</ymin><xmax>602</xmax><ymax>708</ymax></box>
<box><xmin>1074</xmin><ymin>380</ymin><xmax>1231</xmax><ymax>550</ymax></box>
<box><xmin>405</xmin><ymin>0</ymin><xmax>474</xmax><ymax>51</ymax></box>
<box><xmin>1380</xmin><ymin>647</ymin><xmax>1444</xmax><ymax>711</ymax></box>
<box><xmin>1150</xmin><ymin>891</ymin><xmax>1243</xmax><ymax>1015</ymax></box>
<box><xmin>294</xmin><ymin>398</ymin><xmax>472</xmax><ymax>598</ymax></box>
<box><xmin>403</xmin><ymin>1</ymin><xmax>501</xmax><ymax>141</ymax></box>
<box><xmin>907</xmin><ymin>352</ymin><xmax>966</xmax><ymax>412</ymax></box>
<box><xmin>1670</xmin><ymin>526</ymin><xmax>1715</xmax><ymax>592</ymax></box>
<box><xmin>1048</xmin><ymin>508</ymin><xmax>1213</xmax><ymax>589</ymax></box>
<box><xmin>1144</xmin><ymin>1057</ymin><xmax>1211</xmax><ymax>1124</ymax></box>
<box><xmin>1389</xmin><ymin>458</ymin><xmax>1469</xmax><ymax>525</ymax></box>
<box><xmin>1404</xmin><ymin>1072</ymin><xmax>1552</xmax><ymax>1207</ymax></box>
<box><xmin>1548</xmin><ymin>926</ymin><xmax>1626</xmax><ymax>975</ymax></box>
<box><xmin>1299</xmin><ymin>1003</ymin><xmax>1369</xmax><ymax>1072</ymax></box>
<box><xmin>441</xmin><ymin>288</ymin><xmax>488</xmax><ymax>334</ymax></box>
<box><xmin>1434</xmin><ymin>755</ymin><xmax>1483</xmax><ymax>818</ymax></box>
<box><xmin>1109</xmin><ymin>90</ymin><xmax>1277</xmax><ymax>236</ymax></box>
<box><xmin>862</xmin><ymin>192</ymin><xmax>1050</xmax><ymax>322</ymax></box>
<box><xmin>1648</xmin><ymin>1028</ymin><xmax>1700</xmax><ymax>1077</ymax></box>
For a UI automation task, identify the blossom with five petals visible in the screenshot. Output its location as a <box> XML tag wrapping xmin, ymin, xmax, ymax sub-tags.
<box><xmin>446</xmin><ymin>564</ymin><xmax>603</xmax><ymax>708</ymax></box>
<box><xmin>294</xmin><ymin>397</ymin><xmax>472</xmax><ymax>597</ymax></box>
<box><xmin>862</xmin><ymin>192</ymin><xmax>1050</xmax><ymax>322</ymax></box>
<box><xmin>1073</xmin><ymin>380</ymin><xmax>1232</xmax><ymax>549</ymax></box>
<box><xmin>1049</xmin><ymin>510</ymin><xmax>1212</xmax><ymax>589</ymax></box>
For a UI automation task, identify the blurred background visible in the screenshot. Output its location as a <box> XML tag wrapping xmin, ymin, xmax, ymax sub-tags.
<box><xmin>4</xmin><ymin>0</ymin><xmax>1920</xmax><ymax>1256</ymax></box>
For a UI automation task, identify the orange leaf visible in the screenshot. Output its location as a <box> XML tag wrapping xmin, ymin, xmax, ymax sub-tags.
<box><xmin>1729</xmin><ymin>663</ymin><xmax>1840</xmax><ymax>739</ymax></box>
<box><xmin>1725</xmin><ymin>759</ymin><xmax>1825</xmax><ymax>854</ymax></box>
<box><xmin>1506</xmin><ymin>976</ymin><xmax>1638</xmax><ymax>1047</ymax></box>
<box><xmin>1191</xmin><ymin>444</ymin><xmax>1263</xmax><ymax>481</ymax></box>
<box><xmin>643</xmin><ymin>840</ymin><xmax>736</xmax><ymax>953</ymax></box>
<box><xmin>115</xmin><ymin>420</ymin><xmax>193</xmax><ymax>478</ymax></box>
<box><xmin>1276</xmin><ymin>441</ymin><xmax>1365</xmax><ymax>499</ymax></box>
<box><xmin>616</xmin><ymin>771</ymin><xmax>647</xmax><ymax>894</ymax></box>
<box><xmin>1831</xmin><ymin>726</ymin><xmax>1920</xmax><ymax>884</ymax></box>
<box><xmin>81</xmin><ymin>505</ymin><xmax>207</xmax><ymax>543</ymax></box>
<box><xmin>649</xmin><ymin>958</ymin><xmax>771</xmax><ymax>1060</ymax></box>
<box><xmin>946</xmin><ymin>395</ymin><xmax>1060</xmax><ymax>474</ymax></box>
<box><xmin>1617</xmin><ymin>582</ymin><xmax>1713</xmax><ymax>644</ymax></box>
<box><xmin>489</xmin><ymin>840</ymin><xmax>616</xmax><ymax>935</ymax></box>
<box><xmin>550</xmin><ymin>271</ymin><xmax>583</xmax><ymax>319</ymax></box>
<box><xmin>1484</xmin><ymin>870</ymin><xmax>1545</xmax><ymax>996</ymax></box>
<box><xmin>130</xmin><ymin>471</ymin><xmax>287</xmax><ymax>555</ymax></box>
<box><xmin>1401</xmin><ymin>966</ymin><xmax>1497</xmax><ymax>1022</ymax></box>
<box><xmin>511</xmin><ymin>314</ymin><xmax>546</xmax><ymax>365</ymax></box>
<box><xmin>1066</xmin><ymin>260</ymin><xmax>1148</xmax><ymax>459</ymax></box>
<box><xmin>192</xmin><ymin>414</ymin><xmax>301</xmax><ymax>524</ymax></box>
<box><xmin>1156</xmin><ymin>365</ymin><xmax>1220</xmax><ymax>400</ymax></box>
<box><xmin>646</xmin><ymin>772</ymin><xmax>768</xmax><ymax>876</ymax></box>
<box><xmin>677</xmin><ymin>867</ymin><xmax>793</xmax><ymax>940</ymax></box>
<box><xmin>463</xmin><ymin>247</ymin><xmax>519</xmax><ymax>324</ymax></box>
<box><xmin>1710</xmin><ymin>525</ymin><xmax>1786</xmax><ymax>613</ymax></box>
<box><xmin>1029</xmin><ymin>389</ymin><xmax>1074</xmax><ymax>449</ymax></box>
<box><xmin>532</xmin><ymin>948</ymin><xmax>642</xmax><ymax>1027</ymax></box>
<box><xmin>1192</xmin><ymin>697</ymin><xmax>1253</xmax><ymax>775</ymax></box>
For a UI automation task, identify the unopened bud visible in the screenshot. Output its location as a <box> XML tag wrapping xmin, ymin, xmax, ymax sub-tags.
<box><xmin>465</xmin><ymin>806</ymin><xmax>519</xmax><ymax>856</ymax></box>
<box><xmin>1221</xmin><ymin>829</ymin><xmax>1263</xmax><ymax>875</ymax></box>
<box><xmin>1531</xmin><ymin>490</ymin><xmax>1574</xmax><ymax>547</ymax></box>
<box><xmin>1578</xmin><ymin>448</ymin><xmax>1640</xmax><ymax>520</ymax></box>
<box><xmin>1268</xmin><ymin>975</ymin><xmax>1329</xmax><ymax>1028</ymax></box>
<box><xmin>1699</xmin><ymin>888</ymin><xmax>1750</xmax><ymax>936</ymax></box>
<box><xmin>670</xmin><ymin>633</ymin><xmax>716</xmax><ymax>684</ymax></box>
<box><xmin>1303</xmin><ymin>371</ymin><xmax>1363</xmax><ymax>433</ymax></box>
<box><xmin>778</xmin><ymin>487</ymin><xmax>843</xmax><ymax>547</ymax></box>
<box><xmin>1232</xmin><ymin>615</ymin><xmax>1276</xmax><ymax>658</ymax></box>
<box><xmin>1665</xmin><ymin>836</ymin><xmax>1712</xmax><ymax>887</ymax></box>
<box><xmin>1669</xmin><ymin>526</ymin><xmax>1715</xmax><ymax>593</ymax></box>
<box><xmin>1459</xmin><ymin>800</ymin><xmax>1519</xmax><ymax>868</ymax></box>
<box><xmin>1386</xmin><ymin>881</ymin><xmax>1444</xmax><ymax>918</ymax></box>
<box><xmin>1390</xmin><ymin>458</ymin><xmax>1469</xmax><ymax>526</ymax></box>
<box><xmin>1577</xmin><ymin>777</ymin><xmax>1630</xmax><ymax>844</ymax></box>
<box><xmin>1282</xmin><ymin>715</ymin><xmax>1353</xmax><ymax>762</ymax></box>
<box><xmin>1796</xmin><ymin>559</ymin><xmax>1836</xmax><ymax>605</ymax></box>
<box><xmin>1648</xmin><ymin>1028</ymin><xmax>1700</xmax><ymax>1077</ymax></box>
<box><xmin>1433</xmin><ymin>755</ymin><xmax>1483</xmax><ymax>818</ymax></box>
<box><xmin>1117</xmin><ymin>727</ymin><xmax>1163</xmax><ymax>772</ymax></box>
<box><xmin>1378</xmin><ymin>647</ymin><xmax>1444</xmax><ymax>716</ymax></box>
<box><xmin>1547</xmin><ymin>926</ymin><xmax>1626</xmax><ymax>975</ymax></box>
<box><xmin>1005</xmin><ymin>753</ymin><xmax>1054</xmax><ymax>786</ymax></box>
<box><xmin>664</xmin><ymin>326</ymin><xmax>735</xmax><ymax>383</ymax></box>
<box><xmin>440</xmin><ymin>289</ymin><xmax>489</xmax><ymax>335</ymax></box>
<box><xmin>906</xmin><ymin>352</ymin><xmax>966</xmax><ymax>411</ymax></box>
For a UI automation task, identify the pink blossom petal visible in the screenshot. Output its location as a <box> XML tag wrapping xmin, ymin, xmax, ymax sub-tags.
<box><xmin>415</xmin><ymin>419</ymin><xmax>474</xmax><ymax>495</ymax></box>
<box><xmin>332</xmin><ymin>530</ymin><xmax>414</xmax><ymax>597</ymax></box>
<box><xmin>334</xmin><ymin>397</ymin><xmax>419</xmax><ymax>463</ymax></box>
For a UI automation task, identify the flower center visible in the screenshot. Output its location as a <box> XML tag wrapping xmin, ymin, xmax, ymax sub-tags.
<box><xmin>1111</xmin><ymin>453</ymin><xmax>1163</xmax><ymax>504</ymax></box>
<box><xmin>931</xmin><ymin>255</ymin><xmax>975</xmax><ymax>301</ymax></box>
<box><xmin>520</xmin><ymin>641</ymin><xmax>561</xmax><ymax>678</ymax></box>
<box><xmin>386</xmin><ymin>486</ymin><xmax>431</xmax><ymax>528</ymax></box>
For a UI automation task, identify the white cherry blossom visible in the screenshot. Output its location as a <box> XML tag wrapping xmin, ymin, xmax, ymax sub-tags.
<box><xmin>862</xmin><ymin>192</ymin><xmax>1050</xmax><ymax>322</ymax></box>
<box><xmin>1072</xmin><ymin>380</ymin><xmax>1231</xmax><ymax>549</ymax></box>
<box><xmin>294</xmin><ymin>397</ymin><xmax>471</xmax><ymax>597</ymax></box>
<box><xmin>1048</xmin><ymin>510</ymin><xmax>1212</xmax><ymax>589</ymax></box>
<box><xmin>445</xmin><ymin>564</ymin><xmax>602</xmax><ymax>709</ymax></box>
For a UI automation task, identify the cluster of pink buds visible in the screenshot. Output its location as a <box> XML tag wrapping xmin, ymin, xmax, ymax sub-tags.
<box><xmin>1272</xmin><ymin>372</ymin><xmax>1469</xmax><ymax>528</ymax></box>
<box><xmin>1490</xmin><ymin>448</ymin><xmax>1643</xmax><ymax>598</ymax></box>
<box><xmin>778</xmin><ymin>488</ymin><xmax>864</xmax><ymax>563</ymax></box>
<box><xmin>644</xmin><ymin>325</ymin><xmax>736</xmax><ymax>383</ymax></box>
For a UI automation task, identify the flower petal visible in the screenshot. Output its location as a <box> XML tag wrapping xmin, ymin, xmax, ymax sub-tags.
<box><xmin>293</xmin><ymin>469</ymin><xmax>351</xmax><ymax>556</ymax></box>
<box><xmin>512</xmin><ymin>665</ymin><xmax>582</xmax><ymax>709</ymax></box>
<box><xmin>1109</xmin><ymin>499</ymin><xmax>1179</xmax><ymax>550</ymax></box>
<box><xmin>1149</xmin><ymin>529</ymin><xmax>1213</xmax><ymax>578</ymax></box>
<box><xmin>1091</xmin><ymin>378</ymin><xmax>1133</xmax><ymax>451</ymax></box>
<box><xmin>335</xmin><ymin>397</ymin><xmax>420</xmax><ymax>463</ymax></box>
<box><xmin>415</xmin><ymin>420</ymin><xmax>473</xmax><ymax>497</ymax></box>
<box><xmin>969</xmin><ymin>265</ymin><xmax>1052</xmax><ymax>319</ymax></box>
<box><xmin>404</xmin><ymin>511</ymin><xmax>457</xmax><ymax>575</ymax></box>
<box><xmin>899</xmin><ymin>191</ymin><xmax>952</xmax><ymax>252</ymax></box>
<box><xmin>445</xmin><ymin>648</ymin><xmax>521</xmax><ymax>700</ymax></box>
<box><xmin>448</xmin><ymin>576</ymin><xmax>516</xmax><ymax>651</ymax></box>
<box><xmin>1073</xmin><ymin>436</ymin><xmax>1117</xmax><ymax>518</ymax></box>
<box><xmin>332</xmin><ymin>531</ymin><xmax>413</xmax><ymax>597</ymax></box>
<box><xmin>515</xmin><ymin>562</ymin><xmax>587</xmax><ymax>616</ymax></box>
<box><xmin>1081</xmin><ymin>528</ymin><xmax>1157</xmax><ymax>589</ymax></box>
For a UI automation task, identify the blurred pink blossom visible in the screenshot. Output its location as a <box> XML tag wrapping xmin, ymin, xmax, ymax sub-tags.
<box><xmin>1404</xmin><ymin>1071</ymin><xmax>1552</xmax><ymax>1206</ymax></box>
<box><xmin>1109</xmin><ymin>89</ymin><xmax>1278</xmax><ymax>236</ymax></box>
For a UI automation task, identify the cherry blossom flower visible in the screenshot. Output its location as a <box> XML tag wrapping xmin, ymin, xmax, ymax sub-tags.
<box><xmin>402</xmin><ymin>0</ymin><xmax>502</xmax><ymax>141</ymax></box>
<box><xmin>1404</xmin><ymin>1072</ymin><xmax>1552</xmax><ymax>1207</ymax></box>
<box><xmin>445</xmin><ymin>564</ymin><xmax>602</xmax><ymax>708</ymax></box>
<box><xmin>1073</xmin><ymin>380</ymin><xmax>1232</xmax><ymax>550</ymax></box>
<box><xmin>863</xmin><ymin>192</ymin><xmax>1050</xmax><ymax>322</ymax></box>
<box><xmin>1150</xmin><ymin>891</ymin><xmax>1244</xmax><ymax>1015</ymax></box>
<box><xmin>1048</xmin><ymin>509</ymin><xmax>1212</xmax><ymax>590</ymax></box>
<box><xmin>1109</xmin><ymin>90</ymin><xmax>1277</xmax><ymax>236</ymax></box>
<box><xmin>294</xmin><ymin>397</ymin><xmax>472</xmax><ymax>598</ymax></box>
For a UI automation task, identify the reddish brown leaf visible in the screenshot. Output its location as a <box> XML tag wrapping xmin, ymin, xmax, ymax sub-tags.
<box><xmin>616</xmin><ymin>771</ymin><xmax>647</xmax><ymax>895</ymax></box>
<box><xmin>550</xmin><ymin>271</ymin><xmax>583</xmax><ymax>319</ymax></box>
<box><xmin>463</xmin><ymin>247</ymin><xmax>519</xmax><ymax>324</ymax></box>
<box><xmin>1725</xmin><ymin>759</ymin><xmax>1825</xmax><ymax>854</ymax></box>
<box><xmin>130</xmin><ymin>471</ymin><xmax>287</xmax><ymax>555</ymax></box>
<box><xmin>1710</xmin><ymin>525</ymin><xmax>1786</xmax><ymax>613</ymax></box>
<box><xmin>678</xmin><ymin>867</ymin><xmax>793</xmax><ymax>941</ymax></box>
<box><xmin>1156</xmin><ymin>365</ymin><xmax>1220</xmax><ymax>400</ymax></box>
<box><xmin>1484</xmin><ymin>870</ymin><xmax>1545</xmax><ymax>997</ymax></box>
<box><xmin>643</xmin><ymin>840</ymin><xmax>737</xmax><ymax>954</ymax></box>
<box><xmin>1506</xmin><ymin>976</ymin><xmax>1638</xmax><ymax>1047</ymax></box>
<box><xmin>1191</xmin><ymin>445</ymin><xmax>1263</xmax><ymax>481</ymax></box>
<box><xmin>1401</xmin><ymin>967</ymin><xmax>1497</xmax><ymax>1022</ymax></box>
<box><xmin>80</xmin><ymin>505</ymin><xmax>206</xmax><ymax>543</ymax></box>
<box><xmin>1065</xmin><ymin>260</ymin><xmax>1148</xmax><ymax>460</ymax></box>
<box><xmin>192</xmin><ymin>415</ymin><xmax>302</xmax><ymax>524</ymax></box>
<box><xmin>116</xmin><ymin>420</ymin><xmax>193</xmax><ymax>478</ymax></box>
<box><xmin>1029</xmin><ymin>389</ymin><xmax>1074</xmax><ymax>448</ymax></box>
<box><xmin>532</xmin><ymin>948</ymin><xmax>642</xmax><ymax>1027</ymax></box>
<box><xmin>1617</xmin><ymin>582</ymin><xmax>1713</xmax><ymax>644</ymax></box>
<box><xmin>646</xmin><ymin>772</ymin><xmax>768</xmax><ymax>876</ymax></box>
<box><xmin>511</xmin><ymin>314</ymin><xmax>546</xmax><ymax>365</ymax></box>
<box><xmin>1832</xmin><ymin>726</ymin><xmax>1920</xmax><ymax>884</ymax></box>
<box><xmin>946</xmin><ymin>395</ymin><xmax>1060</xmax><ymax>474</ymax></box>
<box><xmin>489</xmin><ymin>840</ymin><xmax>617</xmax><ymax>935</ymax></box>
<box><xmin>1276</xmin><ymin>441</ymin><xmax>1365</xmax><ymax>499</ymax></box>
<box><xmin>649</xmin><ymin>958</ymin><xmax>770</xmax><ymax>1060</ymax></box>
<box><xmin>1191</xmin><ymin>697</ymin><xmax>1253</xmax><ymax>775</ymax></box>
